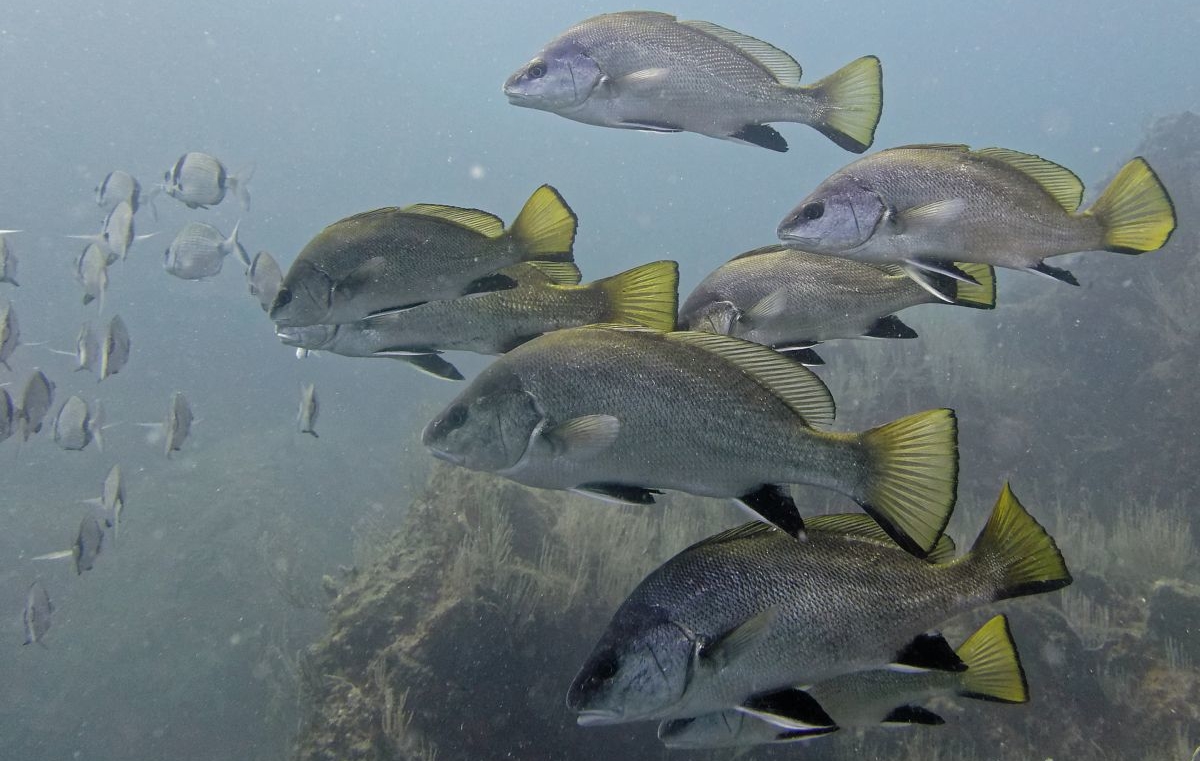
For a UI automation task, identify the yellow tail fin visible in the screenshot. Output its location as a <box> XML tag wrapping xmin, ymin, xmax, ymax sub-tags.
<box><xmin>593</xmin><ymin>260</ymin><xmax>679</xmax><ymax>331</ymax></box>
<box><xmin>510</xmin><ymin>184</ymin><xmax>577</xmax><ymax>262</ymax></box>
<box><xmin>951</xmin><ymin>263</ymin><xmax>997</xmax><ymax>310</ymax></box>
<box><xmin>858</xmin><ymin>408</ymin><xmax>958</xmax><ymax>558</ymax></box>
<box><xmin>956</xmin><ymin>615</ymin><xmax>1028</xmax><ymax>704</ymax></box>
<box><xmin>806</xmin><ymin>55</ymin><xmax>883</xmax><ymax>153</ymax></box>
<box><xmin>967</xmin><ymin>483</ymin><xmax>1072</xmax><ymax>599</ymax></box>
<box><xmin>1086</xmin><ymin>157</ymin><xmax>1176</xmax><ymax>254</ymax></box>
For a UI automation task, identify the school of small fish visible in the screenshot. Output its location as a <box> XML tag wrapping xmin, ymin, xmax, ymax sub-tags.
<box><xmin>8</xmin><ymin>9</ymin><xmax>1180</xmax><ymax>753</ymax></box>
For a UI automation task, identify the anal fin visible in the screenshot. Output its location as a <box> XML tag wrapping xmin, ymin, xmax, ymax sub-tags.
<box><xmin>1026</xmin><ymin>261</ymin><xmax>1079</xmax><ymax>286</ymax></box>
<box><xmin>891</xmin><ymin>632</ymin><xmax>966</xmax><ymax>672</ymax></box>
<box><xmin>736</xmin><ymin>484</ymin><xmax>805</xmax><ymax>539</ymax></box>
<box><xmin>729</xmin><ymin>124</ymin><xmax>788</xmax><ymax>152</ymax></box>
<box><xmin>617</xmin><ymin>119</ymin><xmax>683</xmax><ymax>133</ymax></box>
<box><xmin>774</xmin><ymin>346</ymin><xmax>824</xmax><ymax>366</ymax></box>
<box><xmin>882</xmin><ymin>705</ymin><xmax>944</xmax><ymax>726</ymax></box>
<box><xmin>462</xmin><ymin>273</ymin><xmax>518</xmax><ymax>296</ymax></box>
<box><xmin>572</xmin><ymin>483</ymin><xmax>662</xmax><ymax>505</ymax></box>
<box><xmin>863</xmin><ymin>315</ymin><xmax>918</xmax><ymax>340</ymax></box>
<box><xmin>739</xmin><ymin>688</ymin><xmax>837</xmax><ymax>731</ymax></box>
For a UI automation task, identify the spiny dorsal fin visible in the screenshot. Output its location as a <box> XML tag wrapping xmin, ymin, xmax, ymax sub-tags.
<box><xmin>892</xmin><ymin>143</ymin><xmax>970</xmax><ymax>152</ymax></box>
<box><xmin>975</xmin><ymin>147</ymin><xmax>1084</xmax><ymax>212</ymax></box>
<box><xmin>731</xmin><ymin>244</ymin><xmax>788</xmax><ymax>262</ymax></box>
<box><xmin>690</xmin><ymin>521</ymin><xmax>777</xmax><ymax>550</ymax></box>
<box><xmin>515</xmin><ymin>260</ymin><xmax>582</xmax><ymax>285</ymax></box>
<box><xmin>679</xmin><ymin>19</ymin><xmax>802</xmax><ymax>86</ymax></box>
<box><xmin>400</xmin><ymin>204</ymin><xmax>505</xmax><ymax>237</ymax></box>
<box><xmin>808</xmin><ymin>513</ymin><xmax>957</xmax><ymax>563</ymax></box>
<box><xmin>668</xmin><ymin>331</ymin><xmax>835</xmax><ymax>428</ymax></box>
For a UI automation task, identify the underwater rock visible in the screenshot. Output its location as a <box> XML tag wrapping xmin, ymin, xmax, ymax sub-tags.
<box><xmin>1148</xmin><ymin>579</ymin><xmax>1200</xmax><ymax>664</ymax></box>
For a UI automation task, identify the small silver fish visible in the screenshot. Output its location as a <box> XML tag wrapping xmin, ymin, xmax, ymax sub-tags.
<box><xmin>164</xmin><ymin>391</ymin><xmax>193</xmax><ymax>457</ymax></box>
<box><xmin>248</xmin><ymin>250</ymin><xmax>282</xmax><ymax>312</ymax></box>
<box><xmin>18</xmin><ymin>369</ymin><xmax>54</xmax><ymax>440</ymax></box>
<box><xmin>163</xmin><ymin>152</ymin><xmax>251</xmax><ymax>210</ymax></box>
<box><xmin>74</xmin><ymin>512</ymin><xmax>105</xmax><ymax>575</ymax></box>
<box><xmin>164</xmin><ymin>221</ymin><xmax>249</xmax><ymax>280</ymax></box>
<box><xmin>95</xmin><ymin>170</ymin><xmax>143</xmax><ymax>213</ymax></box>
<box><xmin>73</xmin><ymin>323</ymin><xmax>100</xmax><ymax>375</ymax></box>
<box><xmin>76</xmin><ymin>243</ymin><xmax>112</xmax><ymax>310</ymax></box>
<box><xmin>53</xmin><ymin>395</ymin><xmax>103</xmax><ymax>451</ymax></box>
<box><xmin>0</xmin><ymin>302</ymin><xmax>18</xmax><ymax>370</ymax></box>
<box><xmin>298</xmin><ymin>383</ymin><xmax>319</xmax><ymax>438</ymax></box>
<box><xmin>101</xmin><ymin>464</ymin><xmax>125</xmax><ymax>537</ymax></box>
<box><xmin>100</xmin><ymin>315</ymin><xmax>130</xmax><ymax>381</ymax></box>
<box><xmin>23</xmin><ymin>581</ymin><xmax>53</xmax><ymax>646</ymax></box>
<box><xmin>0</xmin><ymin>387</ymin><xmax>14</xmax><ymax>443</ymax></box>
<box><xmin>0</xmin><ymin>236</ymin><xmax>19</xmax><ymax>287</ymax></box>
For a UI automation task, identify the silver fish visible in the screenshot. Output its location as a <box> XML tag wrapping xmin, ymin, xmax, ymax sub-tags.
<box><xmin>100</xmin><ymin>315</ymin><xmax>130</xmax><ymax>381</ymax></box>
<box><xmin>74</xmin><ymin>512</ymin><xmax>105</xmax><ymax>575</ymax></box>
<box><xmin>162</xmin><ymin>152</ymin><xmax>251</xmax><ymax>210</ymax></box>
<box><xmin>566</xmin><ymin>486</ymin><xmax>1069</xmax><ymax>725</ymax></box>
<box><xmin>0</xmin><ymin>235</ymin><xmax>19</xmax><ymax>286</ymax></box>
<box><xmin>95</xmin><ymin>170</ymin><xmax>142</xmax><ymax>213</ymax></box>
<box><xmin>422</xmin><ymin>325</ymin><xmax>958</xmax><ymax>556</ymax></box>
<box><xmin>0</xmin><ymin>302</ymin><xmax>18</xmax><ymax>370</ymax></box>
<box><xmin>0</xmin><ymin>387</ymin><xmax>14</xmax><ymax>443</ymax></box>
<box><xmin>23</xmin><ymin>581</ymin><xmax>53</xmax><ymax>646</ymax></box>
<box><xmin>18</xmin><ymin>369</ymin><xmax>54</xmax><ymax>440</ymax></box>
<box><xmin>164</xmin><ymin>391</ymin><xmax>193</xmax><ymax>457</ymax></box>
<box><xmin>777</xmin><ymin>145</ymin><xmax>1177</xmax><ymax>285</ymax></box>
<box><xmin>101</xmin><ymin>201</ymin><xmax>136</xmax><ymax>260</ymax></box>
<box><xmin>73</xmin><ymin>323</ymin><xmax>100</xmax><ymax>375</ymax></box>
<box><xmin>679</xmin><ymin>246</ymin><xmax>995</xmax><ymax>348</ymax></box>
<box><xmin>53</xmin><ymin>395</ymin><xmax>103</xmax><ymax>451</ymax></box>
<box><xmin>102</xmin><ymin>464</ymin><xmax>125</xmax><ymax>537</ymax></box>
<box><xmin>248</xmin><ymin>250</ymin><xmax>282</xmax><ymax>312</ymax></box>
<box><xmin>76</xmin><ymin>242</ymin><xmax>112</xmax><ymax>309</ymax></box>
<box><xmin>163</xmin><ymin>221</ymin><xmax>249</xmax><ymax>280</ymax></box>
<box><xmin>298</xmin><ymin>383</ymin><xmax>318</xmax><ymax>438</ymax></box>
<box><xmin>657</xmin><ymin>614</ymin><xmax>1027</xmax><ymax>747</ymax></box>
<box><xmin>504</xmin><ymin>11</ymin><xmax>882</xmax><ymax>153</ymax></box>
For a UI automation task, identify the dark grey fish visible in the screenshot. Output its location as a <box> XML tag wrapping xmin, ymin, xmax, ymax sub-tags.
<box><xmin>73</xmin><ymin>512</ymin><xmax>105</xmax><ymax>575</ymax></box>
<box><xmin>100</xmin><ymin>315</ymin><xmax>130</xmax><ymax>381</ymax></box>
<box><xmin>164</xmin><ymin>391</ymin><xmax>193</xmax><ymax>457</ymax></box>
<box><xmin>163</xmin><ymin>221</ymin><xmax>249</xmax><ymax>280</ymax></box>
<box><xmin>23</xmin><ymin>580</ymin><xmax>53</xmax><ymax>646</ymax></box>
<box><xmin>18</xmin><ymin>369</ymin><xmax>54</xmax><ymax>440</ymax></box>
<box><xmin>0</xmin><ymin>387</ymin><xmax>14</xmax><ymax>443</ymax></box>
<box><xmin>76</xmin><ymin>242</ymin><xmax>112</xmax><ymax>309</ymax></box>
<box><xmin>95</xmin><ymin>170</ymin><xmax>142</xmax><ymax>213</ymax></box>
<box><xmin>162</xmin><ymin>152</ymin><xmax>251</xmax><ymax>210</ymax></box>
<box><xmin>298</xmin><ymin>383</ymin><xmax>318</xmax><ymax>438</ymax></box>
<box><xmin>0</xmin><ymin>302</ymin><xmax>18</xmax><ymax>370</ymax></box>
<box><xmin>0</xmin><ymin>235</ymin><xmax>19</xmax><ymax>287</ymax></box>
<box><xmin>504</xmin><ymin>12</ymin><xmax>882</xmax><ymax>153</ymax></box>
<box><xmin>247</xmin><ymin>250</ymin><xmax>282</xmax><ymax>312</ymax></box>
<box><xmin>53</xmin><ymin>395</ymin><xmax>103</xmax><ymax>451</ymax></box>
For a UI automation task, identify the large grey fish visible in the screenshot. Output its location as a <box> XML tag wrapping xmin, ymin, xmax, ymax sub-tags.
<box><xmin>0</xmin><ymin>387</ymin><xmax>14</xmax><ymax>443</ymax></box>
<box><xmin>658</xmin><ymin>613</ymin><xmax>1027</xmax><ymax>747</ymax></box>
<box><xmin>76</xmin><ymin>242</ymin><xmax>112</xmax><ymax>309</ymax></box>
<box><xmin>163</xmin><ymin>221</ymin><xmax>249</xmax><ymax>280</ymax></box>
<box><xmin>777</xmin><ymin>145</ymin><xmax>1177</xmax><ymax>285</ymax></box>
<box><xmin>269</xmin><ymin>185</ymin><xmax>578</xmax><ymax>327</ymax></box>
<box><xmin>53</xmin><ymin>395</ymin><xmax>104</xmax><ymax>451</ymax></box>
<box><xmin>18</xmin><ymin>369</ymin><xmax>54</xmax><ymax>440</ymax></box>
<box><xmin>504</xmin><ymin>12</ymin><xmax>882</xmax><ymax>153</ymax></box>
<box><xmin>73</xmin><ymin>512</ymin><xmax>105</xmax><ymax>575</ymax></box>
<box><xmin>422</xmin><ymin>325</ymin><xmax>958</xmax><ymax>556</ymax></box>
<box><xmin>297</xmin><ymin>383</ymin><xmax>319</xmax><ymax>437</ymax></box>
<box><xmin>163</xmin><ymin>391</ymin><xmax>193</xmax><ymax>457</ymax></box>
<box><xmin>162</xmin><ymin>152</ymin><xmax>251</xmax><ymax>210</ymax></box>
<box><xmin>0</xmin><ymin>235</ymin><xmax>19</xmax><ymax>286</ymax></box>
<box><xmin>680</xmin><ymin>246</ymin><xmax>995</xmax><ymax>349</ymax></box>
<box><xmin>0</xmin><ymin>302</ymin><xmax>18</xmax><ymax>370</ymax></box>
<box><xmin>276</xmin><ymin>260</ymin><xmax>678</xmax><ymax>379</ymax></box>
<box><xmin>567</xmin><ymin>485</ymin><xmax>1069</xmax><ymax>725</ymax></box>
<box><xmin>95</xmin><ymin>170</ymin><xmax>146</xmax><ymax>214</ymax></box>
<box><xmin>248</xmin><ymin>250</ymin><xmax>282</xmax><ymax>312</ymax></box>
<box><xmin>100</xmin><ymin>315</ymin><xmax>130</xmax><ymax>381</ymax></box>
<box><xmin>23</xmin><ymin>580</ymin><xmax>53</xmax><ymax>646</ymax></box>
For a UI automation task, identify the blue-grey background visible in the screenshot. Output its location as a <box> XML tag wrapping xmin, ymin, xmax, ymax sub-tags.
<box><xmin>1</xmin><ymin>1</ymin><xmax>1196</xmax><ymax>759</ymax></box>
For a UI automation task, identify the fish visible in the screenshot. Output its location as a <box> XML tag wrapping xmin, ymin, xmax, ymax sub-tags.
<box><xmin>100</xmin><ymin>315</ymin><xmax>130</xmax><ymax>381</ymax></box>
<box><xmin>269</xmin><ymin>185</ymin><xmax>578</xmax><ymax>327</ymax></box>
<box><xmin>422</xmin><ymin>324</ymin><xmax>958</xmax><ymax>556</ymax></box>
<box><xmin>0</xmin><ymin>387</ymin><xmax>14</xmax><ymax>443</ymax></box>
<box><xmin>73</xmin><ymin>323</ymin><xmax>101</xmax><ymax>374</ymax></box>
<box><xmin>276</xmin><ymin>260</ymin><xmax>679</xmax><ymax>378</ymax></box>
<box><xmin>163</xmin><ymin>391</ymin><xmax>193</xmax><ymax>457</ymax></box>
<box><xmin>0</xmin><ymin>302</ymin><xmax>18</xmax><ymax>370</ymax></box>
<box><xmin>566</xmin><ymin>484</ymin><xmax>1070</xmax><ymax>725</ymax></box>
<box><xmin>18</xmin><ymin>369</ymin><xmax>54</xmax><ymax>440</ymax></box>
<box><xmin>162</xmin><ymin>152</ymin><xmax>251</xmax><ymax>210</ymax></box>
<box><xmin>22</xmin><ymin>581</ymin><xmax>53</xmax><ymax>646</ymax></box>
<box><xmin>73</xmin><ymin>512</ymin><xmax>105</xmax><ymax>574</ymax></box>
<box><xmin>248</xmin><ymin>250</ymin><xmax>283</xmax><ymax>312</ymax></box>
<box><xmin>71</xmin><ymin>201</ymin><xmax>143</xmax><ymax>261</ymax></box>
<box><xmin>95</xmin><ymin>170</ymin><xmax>144</xmax><ymax>213</ymax></box>
<box><xmin>657</xmin><ymin>613</ymin><xmax>1028</xmax><ymax>747</ymax></box>
<box><xmin>298</xmin><ymin>383</ymin><xmax>319</xmax><ymax>437</ymax></box>
<box><xmin>777</xmin><ymin>145</ymin><xmax>1177</xmax><ymax>285</ymax></box>
<box><xmin>76</xmin><ymin>242</ymin><xmax>112</xmax><ymax>309</ymax></box>
<box><xmin>163</xmin><ymin>221</ymin><xmax>249</xmax><ymax>280</ymax></box>
<box><xmin>101</xmin><ymin>464</ymin><xmax>125</xmax><ymax>537</ymax></box>
<box><xmin>52</xmin><ymin>395</ymin><xmax>104</xmax><ymax>451</ymax></box>
<box><xmin>503</xmin><ymin>12</ymin><xmax>882</xmax><ymax>153</ymax></box>
<box><xmin>0</xmin><ymin>235</ymin><xmax>19</xmax><ymax>286</ymax></box>
<box><xmin>679</xmin><ymin>246</ymin><xmax>995</xmax><ymax>349</ymax></box>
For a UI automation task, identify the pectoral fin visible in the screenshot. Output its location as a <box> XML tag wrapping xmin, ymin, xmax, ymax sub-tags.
<box><xmin>617</xmin><ymin>119</ymin><xmax>684</xmax><ymax>133</ymax></box>
<box><xmin>392</xmin><ymin>354</ymin><xmax>463</xmax><ymax>381</ymax></box>
<box><xmin>541</xmin><ymin>414</ymin><xmax>620</xmax><ymax>459</ymax></box>
<box><xmin>742</xmin><ymin>289</ymin><xmax>789</xmax><ymax>327</ymax></box>
<box><xmin>337</xmin><ymin>256</ymin><xmax>389</xmax><ymax>296</ymax></box>
<box><xmin>700</xmin><ymin>608</ymin><xmax>778</xmax><ymax>670</ymax></box>
<box><xmin>897</xmin><ymin>199</ymin><xmax>967</xmax><ymax>228</ymax></box>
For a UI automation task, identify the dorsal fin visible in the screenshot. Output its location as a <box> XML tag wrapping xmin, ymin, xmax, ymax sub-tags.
<box><xmin>808</xmin><ymin>513</ymin><xmax>957</xmax><ymax>563</ymax></box>
<box><xmin>690</xmin><ymin>521</ymin><xmax>777</xmax><ymax>550</ymax></box>
<box><xmin>731</xmin><ymin>244</ymin><xmax>788</xmax><ymax>261</ymax></box>
<box><xmin>668</xmin><ymin>331</ymin><xmax>835</xmax><ymax>428</ymax></box>
<box><xmin>975</xmin><ymin>147</ymin><xmax>1084</xmax><ymax>212</ymax></box>
<box><xmin>892</xmin><ymin>143</ymin><xmax>970</xmax><ymax>152</ymax></box>
<box><xmin>330</xmin><ymin>207</ymin><xmax>405</xmax><ymax>229</ymax></box>
<box><xmin>516</xmin><ymin>260</ymin><xmax>582</xmax><ymax>285</ymax></box>
<box><xmin>679</xmin><ymin>19</ymin><xmax>802</xmax><ymax>86</ymax></box>
<box><xmin>400</xmin><ymin>203</ymin><xmax>505</xmax><ymax>237</ymax></box>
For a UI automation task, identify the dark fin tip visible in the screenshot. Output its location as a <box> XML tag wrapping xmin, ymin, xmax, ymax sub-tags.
<box><xmin>1106</xmin><ymin>245</ymin><xmax>1146</xmax><ymax>256</ymax></box>
<box><xmin>813</xmin><ymin>122</ymin><xmax>870</xmax><ymax>153</ymax></box>
<box><xmin>775</xmin><ymin>346</ymin><xmax>824</xmax><ymax>366</ymax></box>
<box><xmin>883</xmin><ymin>705</ymin><xmax>944</xmax><ymax>725</ymax></box>
<box><xmin>854</xmin><ymin>501</ymin><xmax>932</xmax><ymax>559</ymax></box>
<box><xmin>894</xmin><ymin>633</ymin><xmax>966</xmax><ymax>672</ymax></box>
<box><xmin>743</xmin><ymin>688</ymin><xmax>836</xmax><ymax>728</ymax></box>
<box><xmin>864</xmin><ymin>315</ymin><xmax>918</xmax><ymax>340</ymax></box>
<box><xmin>738</xmin><ymin>485</ymin><xmax>805</xmax><ymax>538</ymax></box>
<box><xmin>1030</xmin><ymin>262</ymin><xmax>1080</xmax><ymax>286</ymax></box>
<box><xmin>730</xmin><ymin>124</ymin><xmax>788</xmax><ymax>152</ymax></box>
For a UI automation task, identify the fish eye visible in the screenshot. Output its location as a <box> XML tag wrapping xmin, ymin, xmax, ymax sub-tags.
<box><xmin>801</xmin><ymin>201</ymin><xmax>825</xmax><ymax>221</ymax></box>
<box><xmin>274</xmin><ymin>288</ymin><xmax>293</xmax><ymax>308</ymax></box>
<box><xmin>592</xmin><ymin>654</ymin><xmax>620</xmax><ymax>681</ymax></box>
<box><xmin>443</xmin><ymin>404</ymin><xmax>468</xmax><ymax>430</ymax></box>
<box><xmin>528</xmin><ymin>61</ymin><xmax>547</xmax><ymax>79</ymax></box>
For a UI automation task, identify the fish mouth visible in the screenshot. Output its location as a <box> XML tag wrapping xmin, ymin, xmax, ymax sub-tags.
<box><xmin>575</xmin><ymin>709</ymin><xmax>624</xmax><ymax>727</ymax></box>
